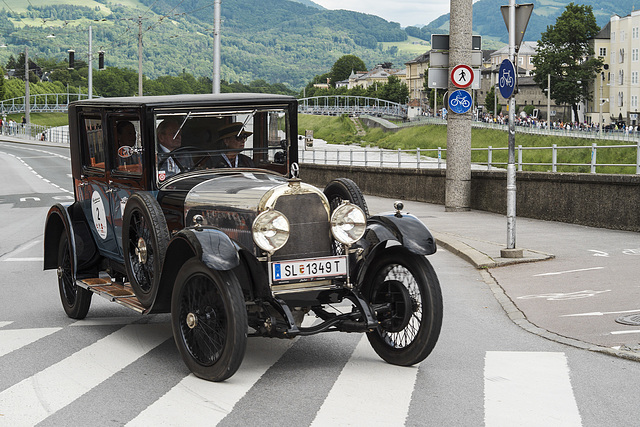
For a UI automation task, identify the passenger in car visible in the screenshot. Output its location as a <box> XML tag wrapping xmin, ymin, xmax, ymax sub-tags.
<box><xmin>157</xmin><ymin>118</ymin><xmax>191</xmax><ymax>175</ymax></box>
<box><xmin>214</xmin><ymin>122</ymin><xmax>255</xmax><ymax>168</ymax></box>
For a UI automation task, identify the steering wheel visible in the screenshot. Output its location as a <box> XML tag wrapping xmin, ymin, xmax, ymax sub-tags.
<box><xmin>158</xmin><ymin>146</ymin><xmax>212</xmax><ymax>172</ymax></box>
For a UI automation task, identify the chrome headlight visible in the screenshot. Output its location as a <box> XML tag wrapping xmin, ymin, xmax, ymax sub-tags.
<box><xmin>330</xmin><ymin>202</ymin><xmax>366</xmax><ymax>246</ymax></box>
<box><xmin>252</xmin><ymin>209</ymin><xmax>290</xmax><ymax>253</ymax></box>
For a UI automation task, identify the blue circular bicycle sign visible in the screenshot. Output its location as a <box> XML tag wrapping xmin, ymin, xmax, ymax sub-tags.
<box><xmin>498</xmin><ymin>59</ymin><xmax>516</xmax><ymax>99</ymax></box>
<box><xmin>448</xmin><ymin>89</ymin><xmax>472</xmax><ymax>114</ymax></box>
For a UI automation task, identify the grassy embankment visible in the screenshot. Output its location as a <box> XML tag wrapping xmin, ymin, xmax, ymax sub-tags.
<box><xmin>7</xmin><ymin>113</ymin><xmax>68</xmax><ymax>127</ymax></box>
<box><xmin>298</xmin><ymin>115</ymin><xmax>638</xmax><ymax>174</ymax></box>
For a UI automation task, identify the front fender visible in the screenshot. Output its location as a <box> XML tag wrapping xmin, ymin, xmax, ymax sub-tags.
<box><xmin>152</xmin><ymin>227</ymin><xmax>241</xmax><ymax>313</ymax></box>
<box><xmin>363</xmin><ymin>212</ymin><xmax>437</xmax><ymax>256</ymax></box>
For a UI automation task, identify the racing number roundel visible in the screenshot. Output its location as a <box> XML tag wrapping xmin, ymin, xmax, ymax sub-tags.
<box><xmin>451</xmin><ymin>64</ymin><xmax>473</xmax><ymax>89</ymax></box>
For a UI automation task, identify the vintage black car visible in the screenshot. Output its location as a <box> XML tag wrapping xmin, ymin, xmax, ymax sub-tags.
<box><xmin>44</xmin><ymin>93</ymin><xmax>443</xmax><ymax>381</ymax></box>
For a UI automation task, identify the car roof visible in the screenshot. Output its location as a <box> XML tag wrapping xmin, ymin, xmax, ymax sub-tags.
<box><xmin>70</xmin><ymin>93</ymin><xmax>297</xmax><ymax>108</ymax></box>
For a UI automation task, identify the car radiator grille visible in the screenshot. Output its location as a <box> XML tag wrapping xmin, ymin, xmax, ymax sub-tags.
<box><xmin>272</xmin><ymin>192</ymin><xmax>333</xmax><ymax>261</ymax></box>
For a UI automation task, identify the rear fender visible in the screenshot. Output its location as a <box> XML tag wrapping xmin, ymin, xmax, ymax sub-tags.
<box><xmin>43</xmin><ymin>203</ymin><xmax>77</xmax><ymax>273</ymax></box>
<box><xmin>152</xmin><ymin>227</ymin><xmax>241</xmax><ymax>313</ymax></box>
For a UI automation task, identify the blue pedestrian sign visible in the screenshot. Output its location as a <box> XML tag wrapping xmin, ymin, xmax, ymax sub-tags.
<box><xmin>448</xmin><ymin>89</ymin><xmax>472</xmax><ymax>114</ymax></box>
<box><xmin>498</xmin><ymin>59</ymin><xmax>516</xmax><ymax>99</ymax></box>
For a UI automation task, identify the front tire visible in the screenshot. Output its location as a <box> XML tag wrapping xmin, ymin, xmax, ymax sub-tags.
<box><xmin>171</xmin><ymin>259</ymin><xmax>248</xmax><ymax>382</ymax></box>
<box><xmin>57</xmin><ymin>233</ymin><xmax>92</xmax><ymax>319</ymax></box>
<box><xmin>123</xmin><ymin>193</ymin><xmax>170</xmax><ymax>308</ymax></box>
<box><xmin>362</xmin><ymin>247</ymin><xmax>443</xmax><ymax>366</ymax></box>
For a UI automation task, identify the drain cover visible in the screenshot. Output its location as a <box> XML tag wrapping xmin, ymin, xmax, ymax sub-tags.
<box><xmin>615</xmin><ymin>314</ymin><xmax>640</xmax><ymax>326</ymax></box>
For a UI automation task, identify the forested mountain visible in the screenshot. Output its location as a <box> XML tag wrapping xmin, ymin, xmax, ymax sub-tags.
<box><xmin>0</xmin><ymin>0</ymin><xmax>636</xmax><ymax>91</ymax></box>
<box><xmin>0</xmin><ymin>0</ymin><xmax>408</xmax><ymax>89</ymax></box>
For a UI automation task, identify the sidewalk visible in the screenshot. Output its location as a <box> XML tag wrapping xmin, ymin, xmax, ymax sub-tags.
<box><xmin>365</xmin><ymin>195</ymin><xmax>640</xmax><ymax>362</ymax></box>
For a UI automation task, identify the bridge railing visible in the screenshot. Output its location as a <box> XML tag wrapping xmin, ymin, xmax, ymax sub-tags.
<box><xmin>2</xmin><ymin>122</ymin><xmax>69</xmax><ymax>144</ymax></box>
<box><xmin>298</xmin><ymin>96</ymin><xmax>407</xmax><ymax>118</ymax></box>
<box><xmin>0</xmin><ymin>93</ymin><xmax>91</xmax><ymax>114</ymax></box>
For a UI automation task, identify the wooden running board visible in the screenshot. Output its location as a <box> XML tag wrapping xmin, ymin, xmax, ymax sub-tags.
<box><xmin>76</xmin><ymin>278</ymin><xmax>147</xmax><ymax>313</ymax></box>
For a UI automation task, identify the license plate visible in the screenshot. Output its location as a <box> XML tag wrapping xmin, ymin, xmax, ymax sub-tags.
<box><xmin>271</xmin><ymin>256</ymin><xmax>347</xmax><ymax>284</ymax></box>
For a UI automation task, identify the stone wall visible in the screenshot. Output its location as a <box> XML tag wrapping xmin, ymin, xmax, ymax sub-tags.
<box><xmin>301</xmin><ymin>163</ymin><xmax>640</xmax><ymax>232</ymax></box>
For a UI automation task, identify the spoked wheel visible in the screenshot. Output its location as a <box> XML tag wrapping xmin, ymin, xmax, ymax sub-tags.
<box><xmin>363</xmin><ymin>247</ymin><xmax>442</xmax><ymax>366</ymax></box>
<box><xmin>324</xmin><ymin>178</ymin><xmax>369</xmax><ymax>255</ymax></box>
<box><xmin>57</xmin><ymin>233</ymin><xmax>92</xmax><ymax>319</ymax></box>
<box><xmin>123</xmin><ymin>193</ymin><xmax>170</xmax><ymax>308</ymax></box>
<box><xmin>171</xmin><ymin>259</ymin><xmax>247</xmax><ymax>382</ymax></box>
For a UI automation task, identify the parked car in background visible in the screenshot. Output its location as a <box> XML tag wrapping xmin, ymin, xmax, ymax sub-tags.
<box><xmin>44</xmin><ymin>93</ymin><xmax>443</xmax><ymax>381</ymax></box>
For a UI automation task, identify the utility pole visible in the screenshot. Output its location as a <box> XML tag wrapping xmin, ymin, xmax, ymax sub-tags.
<box><xmin>88</xmin><ymin>25</ymin><xmax>93</xmax><ymax>99</ymax></box>
<box><xmin>25</xmin><ymin>46</ymin><xmax>30</xmax><ymax>124</ymax></box>
<box><xmin>445</xmin><ymin>0</ymin><xmax>473</xmax><ymax>211</ymax></box>
<box><xmin>138</xmin><ymin>17</ymin><xmax>143</xmax><ymax>96</ymax></box>
<box><xmin>212</xmin><ymin>0</ymin><xmax>221</xmax><ymax>94</ymax></box>
<box><xmin>547</xmin><ymin>73</ymin><xmax>551</xmax><ymax>127</ymax></box>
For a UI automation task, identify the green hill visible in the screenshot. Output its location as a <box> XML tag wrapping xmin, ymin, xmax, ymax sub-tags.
<box><xmin>0</xmin><ymin>0</ymin><xmax>410</xmax><ymax>90</ymax></box>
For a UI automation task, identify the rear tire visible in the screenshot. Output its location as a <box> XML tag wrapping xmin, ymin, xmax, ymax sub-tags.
<box><xmin>57</xmin><ymin>233</ymin><xmax>92</xmax><ymax>319</ymax></box>
<box><xmin>171</xmin><ymin>259</ymin><xmax>247</xmax><ymax>382</ymax></box>
<box><xmin>324</xmin><ymin>178</ymin><xmax>369</xmax><ymax>217</ymax></box>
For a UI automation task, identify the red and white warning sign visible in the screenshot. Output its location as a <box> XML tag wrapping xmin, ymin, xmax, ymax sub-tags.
<box><xmin>451</xmin><ymin>64</ymin><xmax>474</xmax><ymax>88</ymax></box>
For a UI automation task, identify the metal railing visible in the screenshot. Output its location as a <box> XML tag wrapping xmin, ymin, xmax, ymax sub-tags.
<box><xmin>0</xmin><ymin>93</ymin><xmax>91</xmax><ymax>114</ymax></box>
<box><xmin>298</xmin><ymin>141</ymin><xmax>640</xmax><ymax>174</ymax></box>
<box><xmin>2</xmin><ymin>122</ymin><xmax>69</xmax><ymax>144</ymax></box>
<box><xmin>298</xmin><ymin>96</ymin><xmax>407</xmax><ymax>119</ymax></box>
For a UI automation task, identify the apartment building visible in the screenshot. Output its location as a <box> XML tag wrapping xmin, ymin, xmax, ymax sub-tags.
<box><xmin>607</xmin><ymin>10</ymin><xmax>640</xmax><ymax>127</ymax></box>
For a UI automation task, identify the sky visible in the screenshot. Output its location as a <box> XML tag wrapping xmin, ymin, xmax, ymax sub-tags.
<box><xmin>310</xmin><ymin>0</ymin><xmax>450</xmax><ymax>28</ymax></box>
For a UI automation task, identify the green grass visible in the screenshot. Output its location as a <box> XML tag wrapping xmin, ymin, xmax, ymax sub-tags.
<box><xmin>8</xmin><ymin>113</ymin><xmax>68</xmax><ymax>127</ymax></box>
<box><xmin>298</xmin><ymin>114</ymin><xmax>638</xmax><ymax>174</ymax></box>
<box><xmin>378</xmin><ymin>36</ymin><xmax>430</xmax><ymax>56</ymax></box>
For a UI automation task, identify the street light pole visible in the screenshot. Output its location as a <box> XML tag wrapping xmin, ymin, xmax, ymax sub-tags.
<box><xmin>88</xmin><ymin>25</ymin><xmax>93</xmax><ymax>99</ymax></box>
<box><xmin>138</xmin><ymin>16</ymin><xmax>143</xmax><ymax>96</ymax></box>
<box><xmin>547</xmin><ymin>73</ymin><xmax>551</xmax><ymax>127</ymax></box>
<box><xmin>212</xmin><ymin>0</ymin><xmax>221</xmax><ymax>94</ymax></box>
<box><xmin>25</xmin><ymin>46</ymin><xmax>30</xmax><ymax>124</ymax></box>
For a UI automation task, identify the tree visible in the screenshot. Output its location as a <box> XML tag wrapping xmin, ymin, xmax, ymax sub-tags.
<box><xmin>485</xmin><ymin>85</ymin><xmax>496</xmax><ymax>114</ymax></box>
<box><xmin>378</xmin><ymin>75</ymin><xmax>409</xmax><ymax>104</ymax></box>
<box><xmin>329</xmin><ymin>55</ymin><xmax>366</xmax><ymax>86</ymax></box>
<box><xmin>532</xmin><ymin>3</ymin><xmax>603</xmax><ymax>121</ymax></box>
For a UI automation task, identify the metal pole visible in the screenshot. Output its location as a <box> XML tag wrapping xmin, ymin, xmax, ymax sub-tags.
<box><xmin>504</xmin><ymin>0</ymin><xmax>519</xmax><ymax>253</ymax></box>
<box><xmin>212</xmin><ymin>0</ymin><xmax>221</xmax><ymax>94</ymax></box>
<box><xmin>598</xmin><ymin>75</ymin><xmax>603</xmax><ymax>137</ymax></box>
<box><xmin>88</xmin><ymin>25</ymin><xmax>93</xmax><ymax>99</ymax></box>
<box><xmin>547</xmin><ymin>73</ymin><xmax>551</xmax><ymax>128</ymax></box>
<box><xmin>25</xmin><ymin>46</ymin><xmax>30</xmax><ymax>124</ymax></box>
<box><xmin>138</xmin><ymin>17</ymin><xmax>143</xmax><ymax>96</ymax></box>
<box><xmin>445</xmin><ymin>0</ymin><xmax>473</xmax><ymax>211</ymax></box>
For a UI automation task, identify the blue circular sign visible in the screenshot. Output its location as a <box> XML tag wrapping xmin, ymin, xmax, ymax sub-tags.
<box><xmin>448</xmin><ymin>89</ymin><xmax>472</xmax><ymax>114</ymax></box>
<box><xmin>498</xmin><ymin>59</ymin><xmax>516</xmax><ymax>99</ymax></box>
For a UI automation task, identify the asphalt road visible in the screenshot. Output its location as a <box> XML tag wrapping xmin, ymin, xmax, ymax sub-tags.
<box><xmin>0</xmin><ymin>140</ymin><xmax>639</xmax><ymax>426</ymax></box>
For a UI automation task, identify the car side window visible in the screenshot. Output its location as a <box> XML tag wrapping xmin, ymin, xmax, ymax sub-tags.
<box><xmin>112</xmin><ymin>118</ymin><xmax>142</xmax><ymax>175</ymax></box>
<box><xmin>82</xmin><ymin>117</ymin><xmax>105</xmax><ymax>172</ymax></box>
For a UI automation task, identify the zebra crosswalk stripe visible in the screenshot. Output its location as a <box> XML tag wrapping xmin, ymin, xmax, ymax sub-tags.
<box><xmin>126</xmin><ymin>337</ymin><xmax>296</xmax><ymax>426</ymax></box>
<box><xmin>0</xmin><ymin>327</ymin><xmax>61</xmax><ymax>358</ymax></box>
<box><xmin>311</xmin><ymin>335</ymin><xmax>419</xmax><ymax>426</ymax></box>
<box><xmin>484</xmin><ymin>351</ymin><xmax>582</xmax><ymax>426</ymax></box>
<box><xmin>0</xmin><ymin>323</ymin><xmax>172</xmax><ymax>426</ymax></box>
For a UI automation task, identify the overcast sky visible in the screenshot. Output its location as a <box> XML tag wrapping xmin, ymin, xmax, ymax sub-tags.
<box><xmin>310</xmin><ymin>0</ymin><xmax>450</xmax><ymax>28</ymax></box>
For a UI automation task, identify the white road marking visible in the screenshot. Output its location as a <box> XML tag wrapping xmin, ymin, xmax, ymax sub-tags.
<box><xmin>533</xmin><ymin>267</ymin><xmax>604</xmax><ymax>277</ymax></box>
<box><xmin>126</xmin><ymin>337</ymin><xmax>295</xmax><ymax>426</ymax></box>
<box><xmin>3</xmin><ymin>257</ymin><xmax>44</xmax><ymax>262</ymax></box>
<box><xmin>517</xmin><ymin>290</ymin><xmax>610</xmax><ymax>301</ymax></box>
<box><xmin>610</xmin><ymin>330</ymin><xmax>640</xmax><ymax>335</ymax></box>
<box><xmin>69</xmin><ymin>317</ymin><xmax>142</xmax><ymax>326</ymax></box>
<box><xmin>484</xmin><ymin>351</ymin><xmax>581</xmax><ymax>427</ymax></box>
<box><xmin>588</xmin><ymin>250</ymin><xmax>609</xmax><ymax>257</ymax></box>
<box><xmin>0</xmin><ymin>321</ymin><xmax>14</xmax><ymax>328</ymax></box>
<box><xmin>0</xmin><ymin>324</ymin><xmax>171</xmax><ymax>426</ymax></box>
<box><xmin>311</xmin><ymin>335</ymin><xmax>418</xmax><ymax>427</ymax></box>
<box><xmin>562</xmin><ymin>309</ymin><xmax>640</xmax><ymax>317</ymax></box>
<box><xmin>0</xmin><ymin>327</ymin><xmax>62</xmax><ymax>358</ymax></box>
<box><xmin>3</xmin><ymin>240</ymin><xmax>41</xmax><ymax>258</ymax></box>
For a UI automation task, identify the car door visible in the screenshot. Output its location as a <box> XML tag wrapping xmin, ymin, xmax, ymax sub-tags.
<box><xmin>76</xmin><ymin>113</ymin><xmax>121</xmax><ymax>259</ymax></box>
<box><xmin>106</xmin><ymin>114</ymin><xmax>145</xmax><ymax>258</ymax></box>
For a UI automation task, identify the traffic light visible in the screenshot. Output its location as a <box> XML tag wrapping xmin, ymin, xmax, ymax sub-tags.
<box><xmin>68</xmin><ymin>50</ymin><xmax>75</xmax><ymax>69</ymax></box>
<box><xmin>98</xmin><ymin>51</ymin><xmax>105</xmax><ymax>70</ymax></box>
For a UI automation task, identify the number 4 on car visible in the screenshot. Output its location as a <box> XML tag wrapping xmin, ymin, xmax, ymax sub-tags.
<box><xmin>43</xmin><ymin>93</ymin><xmax>444</xmax><ymax>381</ymax></box>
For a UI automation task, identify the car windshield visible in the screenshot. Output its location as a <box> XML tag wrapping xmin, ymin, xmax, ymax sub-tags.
<box><xmin>154</xmin><ymin>107</ymin><xmax>290</xmax><ymax>183</ymax></box>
